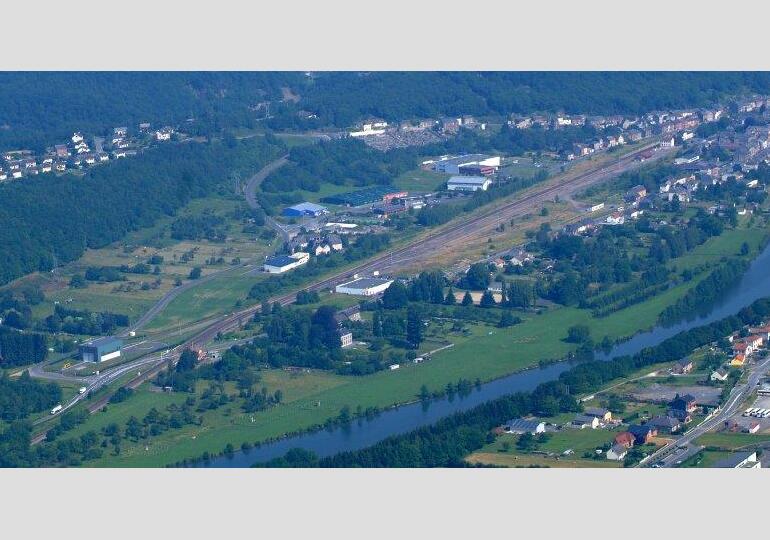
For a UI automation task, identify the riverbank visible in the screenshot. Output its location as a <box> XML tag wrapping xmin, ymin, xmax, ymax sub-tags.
<box><xmin>69</xmin><ymin>220</ymin><xmax>770</xmax><ymax>467</ymax></box>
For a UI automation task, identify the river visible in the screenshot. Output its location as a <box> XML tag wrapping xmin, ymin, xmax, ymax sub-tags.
<box><xmin>199</xmin><ymin>241</ymin><xmax>770</xmax><ymax>467</ymax></box>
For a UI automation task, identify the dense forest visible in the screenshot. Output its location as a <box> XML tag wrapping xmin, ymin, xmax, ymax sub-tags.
<box><xmin>292</xmin><ymin>72</ymin><xmax>770</xmax><ymax>126</ymax></box>
<box><xmin>0</xmin><ymin>137</ymin><xmax>283</xmax><ymax>285</ymax></box>
<box><xmin>3</xmin><ymin>72</ymin><xmax>770</xmax><ymax>152</ymax></box>
<box><xmin>0</xmin><ymin>72</ymin><xmax>302</xmax><ymax>150</ymax></box>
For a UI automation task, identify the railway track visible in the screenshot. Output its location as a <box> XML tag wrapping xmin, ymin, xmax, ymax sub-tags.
<box><xmin>32</xmin><ymin>140</ymin><xmax>667</xmax><ymax>442</ymax></box>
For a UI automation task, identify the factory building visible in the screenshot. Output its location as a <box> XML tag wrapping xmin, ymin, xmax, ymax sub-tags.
<box><xmin>282</xmin><ymin>202</ymin><xmax>328</xmax><ymax>218</ymax></box>
<box><xmin>335</xmin><ymin>277</ymin><xmax>394</xmax><ymax>296</ymax></box>
<box><xmin>79</xmin><ymin>336</ymin><xmax>123</xmax><ymax>363</ymax></box>
<box><xmin>446</xmin><ymin>176</ymin><xmax>492</xmax><ymax>192</ymax></box>
<box><xmin>263</xmin><ymin>252</ymin><xmax>310</xmax><ymax>274</ymax></box>
<box><xmin>433</xmin><ymin>154</ymin><xmax>501</xmax><ymax>175</ymax></box>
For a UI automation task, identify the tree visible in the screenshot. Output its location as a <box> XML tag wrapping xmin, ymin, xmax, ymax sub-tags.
<box><xmin>381</xmin><ymin>281</ymin><xmax>408</xmax><ymax>309</ymax></box>
<box><xmin>461</xmin><ymin>292</ymin><xmax>474</xmax><ymax>306</ymax></box>
<box><xmin>372</xmin><ymin>310</ymin><xmax>383</xmax><ymax>337</ymax></box>
<box><xmin>464</xmin><ymin>263</ymin><xmax>491</xmax><ymax>290</ymax></box>
<box><xmin>498</xmin><ymin>311</ymin><xmax>519</xmax><ymax>328</ymax></box>
<box><xmin>566</xmin><ymin>324</ymin><xmax>591</xmax><ymax>343</ymax></box>
<box><xmin>310</xmin><ymin>305</ymin><xmax>341</xmax><ymax>350</ymax></box>
<box><xmin>188</xmin><ymin>266</ymin><xmax>202</xmax><ymax>280</ymax></box>
<box><xmin>406</xmin><ymin>306</ymin><xmax>423</xmax><ymax>349</ymax></box>
<box><xmin>444</xmin><ymin>287</ymin><xmax>456</xmax><ymax>305</ymax></box>
<box><xmin>176</xmin><ymin>349</ymin><xmax>198</xmax><ymax>372</ymax></box>
<box><xmin>479</xmin><ymin>290</ymin><xmax>496</xmax><ymax>308</ymax></box>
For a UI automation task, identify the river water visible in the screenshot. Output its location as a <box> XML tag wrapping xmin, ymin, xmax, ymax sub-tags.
<box><xmin>200</xmin><ymin>241</ymin><xmax>770</xmax><ymax>467</ymax></box>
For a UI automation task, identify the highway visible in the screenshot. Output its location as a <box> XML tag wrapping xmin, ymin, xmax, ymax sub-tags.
<box><xmin>642</xmin><ymin>353</ymin><xmax>770</xmax><ymax>467</ymax></box>
<box><xmin>28</xmin><ymin>139</ymin><xmax>669</xmax><ymax>440</ymax></box>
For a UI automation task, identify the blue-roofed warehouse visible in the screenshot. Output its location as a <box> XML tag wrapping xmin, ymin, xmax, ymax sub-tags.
<box><xmin>283</xmin><ymin>202</ymin><xmax>328</xmax><ymax>217</ymax></box>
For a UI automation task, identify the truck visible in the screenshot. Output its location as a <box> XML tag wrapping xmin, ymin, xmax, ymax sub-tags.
<box><xmin>50</xmin><ymin>404</ymin><xmax>63</xmax><ymax>415</ymax></box>
<box><xmin>78</xmin><ymin>387</ymin><xmax>87</xmax><ymax>394</ymax></box>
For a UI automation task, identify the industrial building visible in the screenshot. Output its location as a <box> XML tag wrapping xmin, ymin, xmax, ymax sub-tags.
<box><xmin>263</xmin><ymin>252</ymin><xmax>310</xmax><ymax>273</ymax></box>
<box><xmin>446</xmin><ymin>176</ymin><xmax>492</xmax><ymax>192</ymax></box>
<box><xmin>79</xmin><ymin>336</ymin><xmax>123</xmax><ymax>363</ymax></box>
<box><xmin>282</xmin><ymin>202</ymin><xmax>328</xmax><ymax>217</ymax></box>
<box><xmin>322</xmin><ymin>186</ymin><xmax>408</xmax><ymax>207</ymax></box>
<box><xmin>433</xmin><ymin>154</ymin><xmax>501</xmax><ymax>175</ymax></box>
<box><xmin>335</xmin><ymin>277</ymin><xmax>394</xmax><ymax>296</ymax></box>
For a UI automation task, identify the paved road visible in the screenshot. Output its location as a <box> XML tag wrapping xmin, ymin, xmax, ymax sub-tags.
<box><xmin>242</xmin><ymin>154</ymin><xmax>291</xmax><ymax>242</ymax></box>
<box><xmin>643</xmin><ymin>353</ymin><xmax>770</xmax><ymax>467</ymax></box>
<box><xmin>123</xmin><ymin>155</ymin><xmax>289</xmax><ymax>335</ymax></box>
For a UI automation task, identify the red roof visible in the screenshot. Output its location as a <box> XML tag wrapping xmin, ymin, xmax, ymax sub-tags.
<box><xmin>614</xmin><ymin>432</ymin><xmax>635</xmax><ymax>447</ymax></box>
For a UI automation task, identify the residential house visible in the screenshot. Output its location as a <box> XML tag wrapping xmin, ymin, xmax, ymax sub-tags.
<box><xmin>571</xmin><ymin>414</ymin><xmax>600</xmax><ymax>430</ymax></box>
<box><xmin>606</xmin><ymin>443</ymin><xmax>628</xmax><ymax>461</ymax></box>
<box><xmin>669</xmin><ymin>394</ymin><xmax>697</xmax><ymax>414</ymax></box>
<box><xmin>710</xmin><ymin>368</ymin><xmax>729</xmax><ymax>382</ymax></box>
<box><xmin>672</xmin><ymin>359</ymin><xmax>693</xmax><ymax>375</ymax></box>
<box><xmin>339</xmin><ymin>331</ymin><xmax>353</xmax><ymax>348</ymax></box>
<box><xmin>713</xmin><ymin>451</ymin><xmax>761</xmax><ymax>469</ymax></box>
<box><xmin>646</xmin><ymin>415</ymin><xmax>682</xmax><ymax>434</ymax></box>
<box><xmin>628</xmin><ymin>424</ymin><xmax>658</xmax><ymax>444</ymax></box>
<box><xmin>748</xmin><ymin>324</ymin><xmax>770</xmax><ymax>341</ymax></box>
<box><xmin>606</xmin><ymin>212</ymin><xmax>625</xmax><ymax>226</ymax></box>
<box><xmin>614</xmin><ymin>431</ymin><xmax>635</xmax><ymax>448</ymax></box>
<box><xmin>584</xmin><ymin>408</ymin><xmax>612</xmax><ymax>422</ymax></box>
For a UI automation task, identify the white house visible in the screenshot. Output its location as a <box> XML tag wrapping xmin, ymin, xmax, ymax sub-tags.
<box><xmin>606</xmin><ymin>443</ymin><xmax>628</xmax><ymax>461</ymax></box>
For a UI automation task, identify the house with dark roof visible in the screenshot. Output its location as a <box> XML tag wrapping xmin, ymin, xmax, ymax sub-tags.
<box><xmin>503</xmin><ymin>418</ymin><xmax>546</xmax><ymax>435</ymax></box>
<box><xmin>670</xmin><ymin>394</ymin><xmax>697</xmax><ymax>413</ymax></box>
<box><xmin>646</xmin><ymin>415</ymin><xmax>682</xmax><ymax>434</ymax></box>
<box><xmin>571</xmin><ymin>414</ymin><xmax>599</xmax><ymax>429</ymax></box>
<box><xmin>713</xmin><ymin>451</ymin><xmax>761</xmax><ymax>469</ymax></box>
<box><xmin>628</xmin><ymin>424</ymin><xmax>658</xmax><ymax>444</ymax></box>
<box><xmin>584</xmin><ymin>407</ymin><xmax>612</xmax><ymax>421</ymax></box>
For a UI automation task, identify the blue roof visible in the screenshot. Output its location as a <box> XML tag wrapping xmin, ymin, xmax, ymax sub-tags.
<box><xmin>283</xmin><ymin>202</ymin><xmax>327</xmax><ymax>215</ymax></box>
<box><xmin>264</xmin><ymin>255</ymin><xmax>298</xmax><ymax>267</ymax></box>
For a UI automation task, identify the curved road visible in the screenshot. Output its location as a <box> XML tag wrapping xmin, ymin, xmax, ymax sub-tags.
<box><xmin>125</xmin><ymin>154</ymin><xmax>290</xmax><ymax>334</ymax></box>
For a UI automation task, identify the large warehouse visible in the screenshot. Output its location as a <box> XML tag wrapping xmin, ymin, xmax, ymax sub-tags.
<box><xmin>263</xmin><ymin>252</ymin><xmax>310</xmax><ymax>273</ymax></box>
<box><xmin>447</xmin><ymin>175</ymin><xmax>492</xmax><ymax>192</ymax></box>
<box><xmin>282</xmin><ymin>202</ymin><xmax>328</xmax><ymax>217</ymax></box>
<box><xmin>433</xmin><ymin>154</ymin><xmax>501</xmax><ymax>175</ymax></box>
<box><xmin>79</xmin><ymin>336</ymin><xmax>123</xmax><ymax>363</ymax></box>
<box><xmin>335</xmin><ymin>277</ymin><xmax>394</xmax><ymax>296</ymax></box>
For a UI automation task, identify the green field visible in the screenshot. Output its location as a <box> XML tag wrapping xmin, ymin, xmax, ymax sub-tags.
<box><xmin>466</xmin><ymin>429</ymin><xmax>624</xmax><ymax>468</ymax></box>
<box><xmin>391</xmin><ymin>169</ymin><xmax>449</xmax><ymax>193</ymax></box>
<box><xmin>60</xmin><ymin>216</ymin><xmax>770</xmax><ymax>466</ymax></box>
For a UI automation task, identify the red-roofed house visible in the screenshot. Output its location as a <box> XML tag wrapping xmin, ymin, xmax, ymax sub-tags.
<box><xmin>614</xmin><ymin>431</ymin><xmax>635</xmax><ymax>448</ymax></box>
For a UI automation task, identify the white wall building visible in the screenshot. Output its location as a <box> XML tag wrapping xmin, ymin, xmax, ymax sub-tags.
<box><xmin>335</xmin><ymin>277</ymin><xmax>394</xmax><ymax>296</ymax></box>
<box><xmin>446</xmin><ymin>176</ymin><xmax>492</xmax><ymax>192</ymax></box>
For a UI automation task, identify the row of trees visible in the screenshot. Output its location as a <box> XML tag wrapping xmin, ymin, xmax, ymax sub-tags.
<box><xmin>310</xmin><ymin>296</ymin><xmax>770</xmax><ymax>467</ymax></box>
